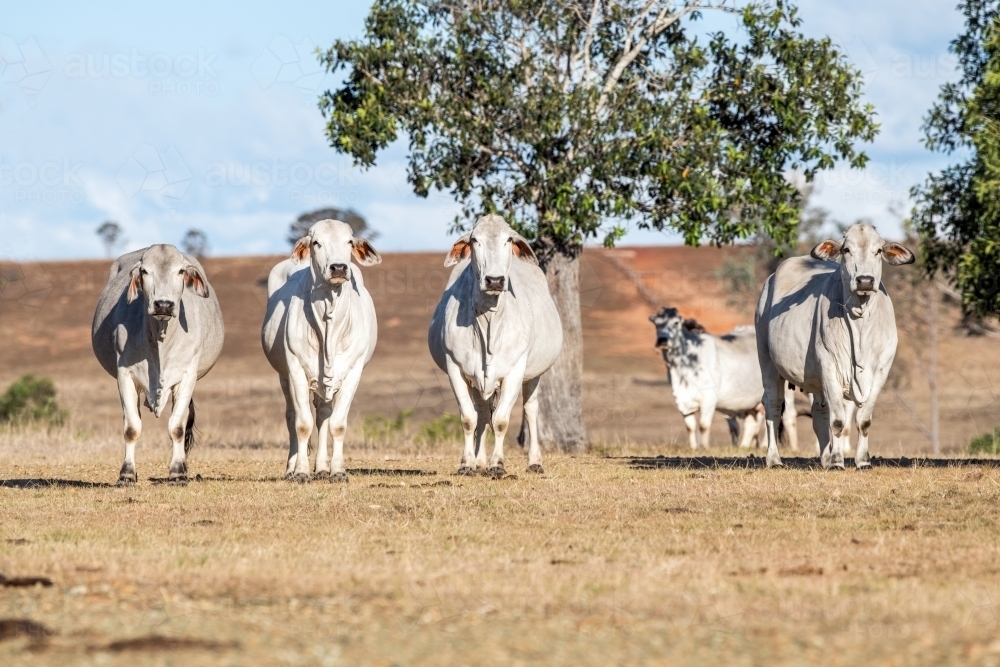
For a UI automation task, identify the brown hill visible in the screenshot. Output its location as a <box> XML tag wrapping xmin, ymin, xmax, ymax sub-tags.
<box><xmin>1</xmin><ymin>246</ymin><xmax>998</xmax><ymax>453</ymax></box>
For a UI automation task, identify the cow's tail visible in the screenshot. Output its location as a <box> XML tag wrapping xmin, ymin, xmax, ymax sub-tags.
<box><xmin>184</xmin><ymin>399</ymin><xmax>197</xmax><ymax>455</ymax></box>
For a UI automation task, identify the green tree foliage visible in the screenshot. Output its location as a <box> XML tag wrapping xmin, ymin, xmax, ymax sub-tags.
<box><xmin>319</xmin><ymin>0</ymin><xmax>877</xmax><ymax>251</ymax></box>
<box><xmin>912</xmin><ymin>1</ymin><xmax>1000</xmax><ymax>316</ymax></box>
<box><xmin>0</xmin><ymin>375</ymin><xmax>67</xmax><ymax>426</ymax></box>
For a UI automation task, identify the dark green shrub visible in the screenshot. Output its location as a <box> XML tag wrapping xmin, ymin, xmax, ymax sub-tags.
<box><xmin>0</xmin><ymin>375</ymin><xmax>67</xmax><ymax>426</ymax></box>
<box><xmin>968</xmin><ymin>427</ymin><xmax>1000</xmax><ymax>455</ymax></box>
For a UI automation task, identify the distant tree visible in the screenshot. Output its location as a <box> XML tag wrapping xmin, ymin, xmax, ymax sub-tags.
<box><xmin>181</xmin><ymin>229</ymin><xmax>210</xmax><ymax>258</ymax></box>
<box><xmin>287</xmin><ymin>207</ymin><xmax>374</xmax><ymax>247</ymax></box>
<box><xmin>96</xmin><ymin>221</ymin><xmax>123</xmax><ymax>259</ymax></box>
<box><xmin>320</xmin><ymin>0</ymin><xmax>877</xmax><ymax>451</ymax></box>
<box><xmin>912</xmin><ymin>2</ymin><xmax>1000</xmax><ymax>318</ymax></box>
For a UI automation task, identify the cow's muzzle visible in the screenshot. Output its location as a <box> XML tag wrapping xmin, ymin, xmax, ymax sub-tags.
<box><xmin>854</xmin><ymin>274</ymin><xmax>876</xmax><ymax>294</ymax></box>
<box><xmin>483</xmin><ymin>275</ymin><xmax>506</xmax><ymax>293</ymax></box>
<box><xmin>328</xmin><ymin>263</ymin><xmax>349</xmax><ymax>284</ymax></box>
<box><xmin>151</xmin><ymin>299</ymin><xmax>175</xmax><ymax>320</ymax></box>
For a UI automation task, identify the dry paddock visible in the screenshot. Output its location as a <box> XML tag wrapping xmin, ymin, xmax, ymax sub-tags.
<box><xmin>3</xmin><ymin>436</ymin><xmax>1000</xmax><ymax>666</ymax></box>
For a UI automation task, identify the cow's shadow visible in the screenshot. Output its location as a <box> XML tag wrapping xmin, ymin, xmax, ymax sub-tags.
<box><xmin>624</xmin><ymin>455</ymin><xmax>1000</xmax><ymax>470</ymax></box>
<box><xmin>0</xmin><ymin>479</ymin><xmax>115</xmax><ymax>489</ymax></box>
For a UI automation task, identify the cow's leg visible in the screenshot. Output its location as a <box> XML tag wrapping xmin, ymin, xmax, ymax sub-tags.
<box><xmin>445</xmin><ymin>360</ymin><xmax>479</xmax><ymax>475</ymax></box>
<box><xmin>472</xmin><ymin>393</ymin><xmax>491</xmax><ymax>471</ymax></box>
<box><xmin>683</xmin><ymin>413</ymin><xmax>699</xmax><ymax>449</ymax></box>
<box><xmin>313</xmin><ymin>398</ymin><xmax>333</xmax><ymax>480</ymax></box>
<box><xmin>521</xmin><ymin>377</ymin><xmax>544</xmax><ymax>473</ymax></box>
<box><xmin>738</xmin><ymin>413</ymin><xmax>758</xmax><ymax>448</ymax></box>
<box><xmin>286</xmin><ymin>363</ymin><xmax>315</xmax><ymax>483</ymax></box>
<box><xmin>487</xmin><ymin>362</ymin><xmax>527</xmax><ymax>479</ymax></box>
<box><xmin>117</xmin><ymin>375</ymin><xmax>142</xmax><ymax>486</ymax></box>
<box><xmin>823</xmin><ymin>383</ymin><xmax>848</xmax><ymax>471</ymax></box>
<box><xmin>326</xmin><ymin>365</ymin><xmax>365</xmax><ymax>483</ymax></box>
<box><xmin>812</xmin><ymin>394</ymin><xmax>833</xmax><ymax>468</ymax></box>
<box><xmin>842</xmin><ymin>401</ymin><xmax>856</xmax><ymax>456</ymax></box>
<box><xmin>782</xmin><ymin>385</ymin><xmax>799</xmax><ymax>451</ymax></box>
<box><xmin>853</xmin><ymin>402</ymin><xmax>872</xmax><ymax>469</ymax></box>
<box><xmin>727</xmin><ymin>417</ymin><xmax>741</xmax><ymax>447</ymax></box>
<box><xmin>759</xmin><ymin>363</ymin><xmax>785</xmax><ymax>468</ymax></box>
<box><xmin>698</xmin><ymin>400</ymin><xmax>716</xmax><ymax>449</ymax></box>
<box><xmin>166</xmin><ymin>375</ymin><xmax>197</xmax><ymax>484</ymax></box>
<box><xmin>279</xmin><ymin>376</ymin><xmax>299</xmax><ymax>478</ymax></box>
<box><xmin>853</xmin><ymin>372</ymin><xmax>889</xmax><ymax>470</ymax></box>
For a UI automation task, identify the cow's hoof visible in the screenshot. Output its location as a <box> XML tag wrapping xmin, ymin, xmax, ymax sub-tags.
<box><xmin>289</xmin><ymin>473</ymin><xmax>311</xmax><ymax>484</ymax></box>
<box><xmin>455</xmin><ymin>466</ymin><xmax>475</xmax><ymax>476</ymax></box>
<box><xmin>167</xmin><ymin>476</ymin><xmax>188</xmax><ymax>486</ymax></box>
<box><xmin>855</xmin><ymin>462</ymin><xmax>872</xmax><ymax>471</ymax></box>
<box><xmin>526</xmin><ymin>464</ymin><xmax>545</xmax><ymax>474</ymax></box>
<box><xmin>117</xmin><ymin>462</ymin><xmax>137</xmax><ymax>486</ymax></box>
<box><xmin>330</xmin><ymin>472</ymin><xmax>349</xmax><ymax>484</ymax></box>
<box><xmin>487</xmin><ymin>466</ymin><xmax>506</xmax><ymax>479</ymax></box>
<box><xmin>314</xmin><ymin>470</ymin><xmax>331</xmax><ymax>481</ymax></box>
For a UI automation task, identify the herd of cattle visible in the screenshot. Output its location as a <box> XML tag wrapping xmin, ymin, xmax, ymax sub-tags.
<box><xmin>89</xmin><ymin>216</ymin><xmax>914</xmax><ymax>485</ymax></box>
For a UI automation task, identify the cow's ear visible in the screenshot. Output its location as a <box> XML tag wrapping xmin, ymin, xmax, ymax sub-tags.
<box><xmin>351</xmin><ymin>238</ymin><xmax>382</xmax><ymax>266</ymax></box>
<box><xmin>126</xmin><ymin>263</ymin><xmax>142</xmax><ymax>303</ymax></box>
<box><xmin>184</xmin><ymin>266</ymin><xmax>210</xmax><ymax>297</ymax></box>
<box><xmin>444</xmin><ymin>233</ymin><xmax>472</xmax><ymax>267</ymax></box>
<box><xmin>292</xmin><ymin>237</ymin><xmax>310</xmax><ymax>262</ymax></box>
<box><xmin>810</xmin><ymin>239</ymin><xmax>843</xmax><ymax>261</ymax></box>
<box><xmin>511</xmin><ymin>234</ymin><xmax>538</xmax><ymax>265</ymax></box>
<box><xmin>882</xmin><ymin>241</ymin><xmax>916</xmax><ymax>266</ymax></box>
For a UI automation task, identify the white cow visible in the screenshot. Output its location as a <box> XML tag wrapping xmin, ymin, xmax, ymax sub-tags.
<box><xmin>755</xmin><ymin>223</ymin><xmax>914</xmax><ymax>469</ymax></box>
<box><xmin>261</xmin><ymin>220</ymin><xmax>381</xmax><ymax>483</ymax></box>
<box><xmin>428</xmin><ymin>214</ymin><xmax>562</xmax><ymax>477</ymax></box>
<box><xmin>649</xmin><ymin>309</ymin><xmax>798</xmax><ymax>449</ymax></box>
<box><xmin>92</xmin><ymin>244</ymin><xmax>224</xmax><ymax>485</ymax></box>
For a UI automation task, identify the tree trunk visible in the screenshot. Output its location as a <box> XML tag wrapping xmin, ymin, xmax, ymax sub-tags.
<box><xmin>519</xmin><ymin>241</ymin><xmax>588</xmax><ymax>452</ymax></box>
<box><xmin>926</xmin><ymin>287</ymin><xmax>940</xmax><ymax>454</ymax></box>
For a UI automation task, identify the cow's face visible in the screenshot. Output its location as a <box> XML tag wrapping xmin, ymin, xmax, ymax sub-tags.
<box><xmin>811</xmin><ymin>223</ymin><xmax>915</xmax><ymax>297</ymax></box>
<box><xmin>444</xmin><ymin>214</ymin><xmax>537</xmax><ymax>295</ymax></box>
<box><xmin>292</xmin><ymin>219</ymin><xmax>381</xmax><ymax>287</ymax></box>
<box><xmin>649</xmin><ymin>307</ymin><xmax>683</xmax><ymax>348</ymax></box>
<box><xmin>127</xmin><ymin>244</ymin><xmax>209</xmax><ymax>319</ymax></box>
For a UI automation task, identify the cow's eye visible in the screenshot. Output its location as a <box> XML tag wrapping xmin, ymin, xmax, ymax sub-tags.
<box><xmin>507</xmin><ymin>237</ymin><xmax>513</xmax><ymax>243</ymax></box>
<box><xmin>312</xmin><ymin>241</ymin><xmax>320</xmax><ymax>248</ymax></box>
<box><xmin>140</xmin><ymin>269</ymin><xmax>148</xmax><ymax>275</ymax></box>
<box><xmin>470</xmin><ymin>237</ymin><xmax>478</xmax><ymax>244</ymax></box>
<box><xmin>842</xmin><ymin>247</ymin><xmax>851</xmax><ymax>254</ymax></box>
<box><xmin>875</xmin><ymin>247</ymin><xmax>882</xmax><ymax>255</ymax></box>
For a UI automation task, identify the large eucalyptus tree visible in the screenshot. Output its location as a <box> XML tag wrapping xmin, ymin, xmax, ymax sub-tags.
<box><xmin>319</xmin><ymin>0</ymin><xmax>877</xmax><ymax>450</ymax></box>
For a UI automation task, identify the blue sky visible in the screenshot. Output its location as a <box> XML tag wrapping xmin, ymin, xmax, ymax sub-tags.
<box><xmin>0</xmin><ymin>0</ymin><xmax>967</xmax><ymax>260</ymax></box>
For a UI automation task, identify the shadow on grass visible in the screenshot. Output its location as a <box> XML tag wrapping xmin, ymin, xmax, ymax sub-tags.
<box><xmin>0</xmin><ymin>479</ymin><xmax>114</xmax><ymax>489</ymax></box>
<box><xmin>623</xmin><ymin>455</ymin><xmax>1000</xmax><ymax>470</ymax></box>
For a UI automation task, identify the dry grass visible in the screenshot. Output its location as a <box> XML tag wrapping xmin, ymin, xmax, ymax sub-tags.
<box><xmin>4</xmin><ymin>434</ymin><xmax>1000</xmax><ymax>666</ymax></box>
